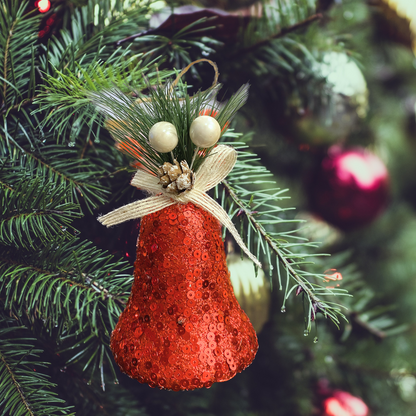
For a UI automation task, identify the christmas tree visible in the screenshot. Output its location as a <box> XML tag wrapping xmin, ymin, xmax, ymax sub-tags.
<box><xmin>1</xmin><ymin>0</ymin><xmax>416</xmax><ymax>415</ymax></box>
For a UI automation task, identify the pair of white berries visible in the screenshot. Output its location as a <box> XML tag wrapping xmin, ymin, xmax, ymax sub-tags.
<box><xmin>148</xmin><ymin>115</ymin><xmax>221</xmax><ymax>153</ymax></box>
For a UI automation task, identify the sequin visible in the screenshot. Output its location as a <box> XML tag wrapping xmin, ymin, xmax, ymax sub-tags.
<box><xmin>184</xmin><ymin>322</ymin><xmax>193</xmax><ymax>332</ymax></box>
<box><xmin>182</xmin><ymin>345</ymin><xmax>192</xmax><ymax>354</ymax></box>
<box><xmin>207</xmin><ymin>332</ymin><xmax>215</xmax><ymax>341</ymax></box>
<box><xmin>159</xmin><ymin>378</ymin><xmax>166</xmax><ymax>387</ymax></box>
<box><xmin>145</xmin><ymin>361</ymin><xmax>152</xmax><ymax>369</ymax></box>
<box><xmin>207</xmin><ymin>357</ymin><xmax>216</xmax><ymax>366</ymax></box>
<box><xmin>201</xmin><ymin>372</ymin><xmax>211</xmax><ymax>382</ymax></box>
<box><xmin>209</xmin><ymin>341</ymin><xmax>217</xmax><ymax>350</ymax></box>
<box><xmin>184</xmin><ymin>237</ymin><xmax>191</xmax><ymax>245</ymax></box>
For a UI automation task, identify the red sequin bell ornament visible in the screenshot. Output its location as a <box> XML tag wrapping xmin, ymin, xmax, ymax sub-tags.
<box><xmin>95</xmin><ymin>59</ymin><xmax>261</xmax><ymax>390</ymax></box>
<box><xmin>110</xmin><ymin>202</ymin><xmax>258</xmax><ymax>390</ymax></box>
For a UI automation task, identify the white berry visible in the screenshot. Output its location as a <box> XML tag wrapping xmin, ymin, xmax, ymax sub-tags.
<box><xmin>189</xmin><ymin>116</ymin><xmax>221</xmax><ymax>148</ymax></box>
<box><xmin>148</xmin><ymin>122</ymin><xmax>178</xmax><ymax>153</ymax></box>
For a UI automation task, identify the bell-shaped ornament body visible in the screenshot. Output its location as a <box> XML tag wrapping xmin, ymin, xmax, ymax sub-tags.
<box><xmin>110</xmin><ymin>202</ymin><xmax>258</xmax><ymax>391</ymax></box>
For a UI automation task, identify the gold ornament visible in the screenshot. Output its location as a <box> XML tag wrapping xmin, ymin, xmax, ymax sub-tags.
<box><xmin>148</xmin><ymin>121</ymin><xmax>178</xmax><ymax>153</ymax></box>
<box><xmin>377</xmin><ymin>0</ymin><xmax>416</xmax><ymax>54</ymax></box>
<box><xmin>227</xmin><ymin>254</ymin><xmax>270</xmax><ymax>333</ymax></box>
<box><xmin>190</xmin><ymin>116</ymin><xmax>221</xmax><ymax>148</ymax></box>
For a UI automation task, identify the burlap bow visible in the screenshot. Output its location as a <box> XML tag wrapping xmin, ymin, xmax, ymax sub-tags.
<box><xmin>98</xmin><ymin>145</ymin><xmax>261</xmax><ymax>268</ymax></box>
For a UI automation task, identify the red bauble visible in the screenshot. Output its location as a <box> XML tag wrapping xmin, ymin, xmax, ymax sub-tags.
<box><xmin>36</xmin><ymin>0</ymin><xmax>50</xmax><ymax>13</ymax></box>
<box><xmin>307</xmin><ymin>146</ymin><xmax>389</xmax><ymax>230</ymax></box>
<box><xmin>110</xmin><ymin>202</ymin><xmax>258</xmax><ymax>391</ymax></box>
<box><xmin>323</xmin><ymin>391</ymin><xmax>369</xmax><ymax>416</ymax></box>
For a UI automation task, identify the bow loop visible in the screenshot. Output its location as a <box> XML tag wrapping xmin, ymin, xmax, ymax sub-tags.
<box><xmin>195</xmin><ymin>145</ymin><xmax>237</xmax><ymax>192</ymax></box>
<box><xmin>131</xmin><ymin>170</ymin><xmax>161</xmax><ymax>194</ymax></box>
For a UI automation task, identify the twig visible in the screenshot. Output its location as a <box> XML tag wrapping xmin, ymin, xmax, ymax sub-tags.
<box><xmin>222</xmin><ymin>179</ymin><xmax>321</xmax><ymax>305</ymax></box>
<box><xmin>233</xmin><ymin>13</ymin><xmax>322</xmax><ymax>57</ymax></box>
<box><xmin>1</xmin><ymin>97</ymin><xmax>36</xmax><ymax>115</ymax></box>
<box><xmin>0</xmin><ymin>350</ymin><xmax>35</xmax><ymax>416</ymax></box>
<box><xmin>2</xmin><ymin>21</ymin><xmax>17</xmax><ymax>108</ymax></box>
<box><xmin>350</xmin><ymin>312</ymin><xmax>386</xmax><ymax>339</ymax></box>
<box><xmin>0</xmin><ymin>256</ymin><xmax>127</xmax><ymax>307</ymax></box>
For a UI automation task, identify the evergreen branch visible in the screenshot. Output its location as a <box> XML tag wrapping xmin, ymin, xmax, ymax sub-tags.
<box><xmin>0</xmin><ymin>321</ymin><xmax>74</xmax><ymax>415</ymax></box>
<box><xmin>350</xmin><ymin>312</ymin><xmax>387</xmax><ymax>339</ymax></box>
<box><xmin>223</xmin><ymin>178</ymin><xmax>321</xmax><ymax>306</ymax></box>
<box><xmin>1</xmin><ymin>96</ymin><xmax>36</xmax><ymax>115</ymax></box>
<box><xmin>232</xmin><ymin>13</ymin><xmax>322</xmax><ymax>58</ymax></box>
<box><xmin>2</xmin><ymin>20</ymin><xmax>16</xmax><ymax>107</ymax></box>
<box><xmin>0</xmin><ymin>0</ymin><xmax>41</xmax><ymax>110</ymax></box>
<box><xmin>0</xmin><ymin>347</ymin><xmax>35</xmax><ymax>416</ymax></box>
<box><xmin>0</xmin><ymin>142</ymin><xmax>110</xmax><ymax>213</ymax></box>
<box><xmin>218</xmin><ymin>135</ymin><xmax>349</xmax><ymax>332</ymax></box>
<box><xmin>35</xmin><ymin>49</ymin><xmax>171</xmax><ymax>143</ymax></box>
<box><xmin>0</xmin><ymin>239</ymin><xmax>131</xmax><ymax>333</ymax></box>
<box><xmin>0</xmin><ymin>177</ymin><xmax>81</xmax><ymax>250</ymax></box>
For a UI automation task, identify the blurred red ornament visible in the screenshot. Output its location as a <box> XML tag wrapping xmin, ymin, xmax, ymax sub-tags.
<box><xmin>307</xmin><ymin>146</ymin><xmax>389</xmax><ymax>230</ymax></box>
<box><xmin>323</xmin><ymin>391</ymin><xmax>369</xmax><ymax>416</ymax></box>
<box><xmin>36</xmin><ymin>0</ymin><xmax>50</xmax><ymax>13</ymax></box>
<box><xmin>110</xmin><ymin>202</ymin><xmax>258</xmax><ymax>391</ymax></box>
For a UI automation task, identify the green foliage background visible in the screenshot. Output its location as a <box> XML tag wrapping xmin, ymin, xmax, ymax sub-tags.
<box><xmin>1</xmin><ymin>0</ymin><xmax>416</xmax><ymax>415</ymax></box>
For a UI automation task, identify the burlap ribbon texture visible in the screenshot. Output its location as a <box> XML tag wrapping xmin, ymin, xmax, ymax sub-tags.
<box><xmin>98</xmin><ymin>145</ymin><xmax>262</xmax><ymax>268</ymax></box>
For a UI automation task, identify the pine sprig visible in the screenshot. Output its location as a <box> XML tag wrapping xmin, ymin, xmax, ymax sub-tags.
<box><xmin>0</xmin><ymin>239</ymin><xmax>132</xmax><ymax>387</ymax></box>
<box><xmin>0</xmin><ymin>240</ymin><xmax>131</xmax><ymax>333</ymax></box>
<box><xmin>126</xmin><ymin>16</ymin><xmax>220</xmax><ymax>68</ymax></box>
<box><xmin>0</xmin><ymin>143</ymin><xmax>110</xmax><ymax>213</ymax></box>
<box><xmin>219</xmin><ymin>134</ymin><xmax>349</xmax><ymax>332</ymax></box>
<box><xmin>0</xmin><ymin>320</ymin><xmax>74</xmax><ymax>416</ymax></box>
<box><xmin>35</xmin><ymin>49</ymin><xmax>171</xmax><ymax>142</ymax></box>
<box><xmin>0</xmin><ymin>176</ymin><xmax>81</xmax><ymax>250</ymax></box>
<box><xmin>88</xmin><ymin>77</ymin><xmax>249</xmax><ymax>175</ymax></box>
<box><xmin>0</xmin><ymin>0</ymin><xmax>41</xmax><ymax>112</ymax></box>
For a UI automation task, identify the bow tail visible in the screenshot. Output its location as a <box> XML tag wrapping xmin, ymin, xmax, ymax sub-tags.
<box><xmin>98</xmin><ymin>195</ymin><xmax>175</xmax><ymax>227</ymax></box>
<box><xmin>187</xmin><ymin>190</ymin><xmax>262</xmax><ymax>268</ymax></box>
